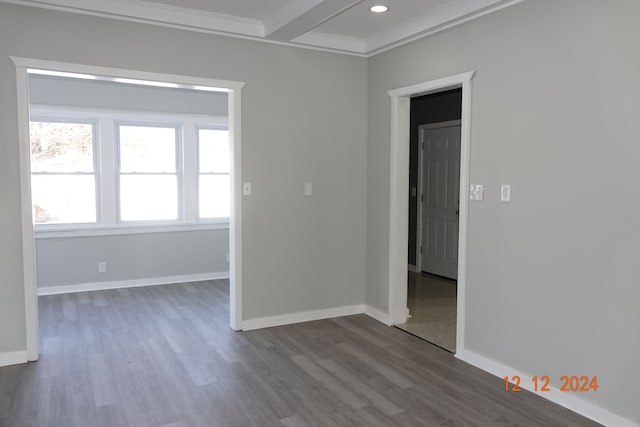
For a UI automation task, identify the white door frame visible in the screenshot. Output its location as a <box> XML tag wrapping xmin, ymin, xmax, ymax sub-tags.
<box><xmin>11</xmin><ymin>57</ymin><xmax>246</xmax><ymax>361</ymax></box>
<box><xmin>416</xmin><ymin>119</ymin><xmax>462</xmax><ymax>274</ymax></box>
<box><xmin>388</xmin><ymin>71</ymin><xmax>474</xmax><ymax>353</ymax></box>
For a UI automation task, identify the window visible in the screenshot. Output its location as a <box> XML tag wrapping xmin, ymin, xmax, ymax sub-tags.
<box><xmin>29</xmin><ymin>120</ymin><xmax>97</xmax><ymax>225</ymax></box>
<box><xmin>198</xmin><ymin>127</ymin><xmax>230</xmax><ymax>219</ymax></box>
<box><xmin>117</xmin><ymin>124</ymin><xmax>179</xmax><ymax>222</ymax></box>
<box><xmin>29</xmin><ymin>107</ymin><xmax>229</xmax><ymax>232</ymax></box>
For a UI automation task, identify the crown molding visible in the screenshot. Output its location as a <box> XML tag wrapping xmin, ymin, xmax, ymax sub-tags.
<box><xmin>1</xmin><ymin>0</ymin><xmax>526</xmax><ymax>57</ymax></box>
<box><xmin>365</xmin><ymin>0</ymin><xmax>527</xmax><ymax>56</ymax></box>
<box><xmin>3</xmin><ymin>0</ymin><xmax>265</xmax><ymax>36</ymax></box>
<box><xmin>293</xmin><ymin>31</ymin><xmax>366</xmax><ymax>55</ymax></box>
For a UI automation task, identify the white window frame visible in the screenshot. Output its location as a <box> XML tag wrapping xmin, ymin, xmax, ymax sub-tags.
<box><xmin>30</xmin><ymin>105</ymin><xmax>229</xmax><ymax>237</ymax></box>
<box><xmin>115</xmin><ymin>120</ymin><xmax>183</xmax><ymax>225</ymax></box>
<box><xmin>29</xmin><ymin>115</ymin><xmax>101</xmax><ymax>229</ymax></box>
<box><xmin>196</xmin><ymin>124</ymin><xmax>231</xmax><ymax>221</ymax></box>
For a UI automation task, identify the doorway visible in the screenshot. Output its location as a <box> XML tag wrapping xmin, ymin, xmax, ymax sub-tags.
<box><xmin>396</xmin><ymin>90</ymin><xmax>462</xmax><ymax>352</ymax></box>
<box><xmin>12</xmin><ymin>57</ymin><xmax>245</xmax><ymax>362</ymax></box>
<box><xmin>387</xmin><ymin>71</ymin><xmax>474</xmax><ymax>356</ymax></box>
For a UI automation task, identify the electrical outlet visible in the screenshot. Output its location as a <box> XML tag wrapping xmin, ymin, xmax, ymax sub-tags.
<box><xmin>98</xmin><ymin>262</ymin><xmax>107</xmax><ymax>273</ymax></box>
<box><xmin>304</xmin><ymin>182</ymin><xmax>312</xmax><ymax>196</ymax></box>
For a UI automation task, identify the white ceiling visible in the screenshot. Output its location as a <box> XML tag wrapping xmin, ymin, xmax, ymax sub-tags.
<box><xmin>148</xmin><ymin>0</ymin><xmax>293</xmax><ymax>21</ymax></box>
<box><xmin>3</xmin><ymin>0</ymin><xmax>524</xmax><ymax>56</ymax></box>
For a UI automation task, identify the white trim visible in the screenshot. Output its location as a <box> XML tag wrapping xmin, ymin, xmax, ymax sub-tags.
<box><xmin>364</xmin><ymin>305</ymin><xmax>392</xmax><ymax>326</ymax></box>
<box><xmin>241</xmin><ymin>303</ymin><xmax>395</xmax><ymax>331</ymax></box>
<box><xmin>407</xmin><ymin>264</ymin><xmax>420</xmax><ymax>273</ymax></box>
<box><xmin>387</xmin><ymin>71</ymin><xmax>475</xmax><ymax>356</ymax></box>
<box><xmin>11</xmin><ymin>57</ymin><xmax>245</xmax><ymax>357</ymax></box>
<box><xmin>11</xmin><ymin>57</ymin><xmax>245</xmax><ymax>92</ymax></box>
<box><xmin>242</xmin><ymin>304</ymin><xmax>365</xmax><ymax>331</ymax></box>
<box><xmin>3</xmin><ymin>0</ymin><xmax>264</xmax><ymax>37</ymax></box>
<box><xmin>228</xmin><ymin>86</ymin><xmax>243</xmax><ymax>331</ymax></box>
<box><xmin>37</xmin><ymin>272</ymin><xmax>229</xmax><ymax>296</ymax></box>
<box><xmin>292</xmin><ymin>30</ymin><xmax>366</xmax><ymax>54</ymax></box>
<box><xmin>29</xmin><ymin>105</ymin><xmax>228</xmax><ymax>125</ymax></box>
<box><xmin>14</xmin><ymin>61</ymin><xmax>40</xmax><ymax>362</ymax></box>
<box><xmin>35</xmin><ymin>222</ymin><xmax>229</xmax><ymax>239</ymax></box>
<box><xmin>456</xmin><ymin>349</ymin><xmax>639</xmax><ymax>427</ymax></box>
<box><xmin>388</xmin><ymin>94</ymin><xmax>410</xmax><ymax>326</ymax></box>
<box><xmin>0</xmin><ymin>351</ymin><xmax>29</xmax><ymax>367</ymax></box>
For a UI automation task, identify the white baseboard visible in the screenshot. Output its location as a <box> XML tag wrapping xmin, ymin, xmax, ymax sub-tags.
<box><xmin>364</xmin><ymin>304</ymin><xmax>392</xmax><ymax>326</ymax></box>
<box><xmin>408</xmin><ymin>264</ymin><xmax>420</xmax><ymax>273</ymax></box>
<box><xmin>456</xmin><ymin>349</ymin><xmax>638</xmax><ymax>427</ymax></box>
<box><xmin>242</xmin><ymin>304</ymin><xmax>365</xmax><ymax>331</ymax></box>
<box><xmin>37</xmin><ymin>272</ymin><xmax>229</xmax><ymax>296</ymax></box>
<box><xmin>0</xmin><ymin>350</ymin><xmax>28</xmax><ymax>367</ymax></box>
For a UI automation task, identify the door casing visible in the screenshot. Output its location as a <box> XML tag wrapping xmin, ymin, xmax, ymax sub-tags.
<box><xmin>388</xmin><ymin>71</ymin><xmax>474</xmax><ymax>354</ymax></box>
<box><xmin>11</xmin><ymin>56</ymin><xmax>245</xmax><ymax>362</ymax></box>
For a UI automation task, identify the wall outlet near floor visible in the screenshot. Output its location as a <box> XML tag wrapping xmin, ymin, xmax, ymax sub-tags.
<box><xmin>98</xmin><ymin>262</ymin><xmax>107</xmax><ymax>273</ymax></box>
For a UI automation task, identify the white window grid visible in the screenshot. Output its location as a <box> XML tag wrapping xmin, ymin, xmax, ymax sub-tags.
<box><xmin>29</xmin><ymin>105</ymin><xmax>228</xmax><ymax>234</ymax></box>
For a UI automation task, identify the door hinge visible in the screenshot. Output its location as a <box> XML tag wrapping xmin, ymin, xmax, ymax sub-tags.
<box><xmin>420</xmin><ymin>246</ymin><xmax>423</xmax><ymax>254</ymax></box>
<box><xmin>421</xmin><ymin>141</ymin><xmax>424</xmax><ymax>150</ymax></box>
<box><xmin>420</xmin><ymin>195</ymin><xmax>423</xmax><ymax>202</ymax></box>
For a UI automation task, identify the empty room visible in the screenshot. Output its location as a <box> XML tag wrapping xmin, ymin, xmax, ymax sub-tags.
<box><xmin>0</xmin><ymin>1</ymin><xmax>638</xmax><ymax>426</ymax></box>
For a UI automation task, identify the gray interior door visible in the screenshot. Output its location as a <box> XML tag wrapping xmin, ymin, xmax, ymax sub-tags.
<box><xmin>420</xmin><ymin>124</ymin><xmax>461</xmax><ymax>279</ymax></box>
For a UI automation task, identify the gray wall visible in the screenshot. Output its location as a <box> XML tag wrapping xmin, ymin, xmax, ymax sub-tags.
<box><xmin>0</xmin><ymin>3</ymin><xmax>367</xmax><ymax>353</ymax></box>
<box><xmin>29</xmin><ymin>74</ymin><xmax>228</xmax><ymax>115</ymax></box>
<box><xmin>367</xmin><ymin>0</ymin><xmax>639</xmax><ymax>422</ymax></box>
<box><xmin>36</xmin><ymin>230</ymin><xmax>228</xmax><ymax>287</ymax></box>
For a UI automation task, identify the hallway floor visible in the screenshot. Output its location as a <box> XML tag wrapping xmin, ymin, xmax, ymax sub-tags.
<box><xmin>396</xmin><ymin>272</ymin><xmax>457</xmax><ymax>352</ymax></box>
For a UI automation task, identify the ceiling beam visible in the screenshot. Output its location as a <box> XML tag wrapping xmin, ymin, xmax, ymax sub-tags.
<box><xmin>264</xmin><ymin>0</ymin><xmax>364</xmax><ymax>42</ymax></box>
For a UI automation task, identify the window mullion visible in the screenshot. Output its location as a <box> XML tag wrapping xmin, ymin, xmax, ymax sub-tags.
<box><xmin>100</xmin><ymin>117</ymin><xmax>117</xmax><ymax>226</ymax></box>
<box><xmin>183</xmin><ymin>122</ymin><xmax>198</xmax><ymax>223</ymax></box>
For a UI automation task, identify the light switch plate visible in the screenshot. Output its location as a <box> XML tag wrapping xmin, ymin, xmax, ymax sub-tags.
<box><xmin>470</xmin><ymin>184</ymin><xmax>484</xmax><ymax>201</ymax></box>
<box><xmin>304</xmin><ymin>182</ymin><xmax>312</xmax><ymax>196</ymax></box>
<box><xmin>243</xmin><ymin>182</ymin><xmax>252</xmax><ymax>196</ymax></box>
<box><xmin>501</xmin><ymin>184</ymin><xmax>511</xmax><ymax>202</ymax></box>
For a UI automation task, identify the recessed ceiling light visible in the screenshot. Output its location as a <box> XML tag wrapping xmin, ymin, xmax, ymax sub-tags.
<box><xmin>370</xmin><ymin>5</ymin><xmax>388</xmax><ymax>13</ymax></box>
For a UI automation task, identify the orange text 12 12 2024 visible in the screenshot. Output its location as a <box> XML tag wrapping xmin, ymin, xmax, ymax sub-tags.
<box><xmin>503</xmin><ymin>375</ymin><xmax>599</xmax><ymax>393</ymax></box>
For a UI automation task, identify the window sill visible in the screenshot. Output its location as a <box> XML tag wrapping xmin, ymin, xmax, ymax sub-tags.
<box><xmin>35</xmin><ymin>222</ymin><xmax>229</xmax><ymax>239</ymax></box>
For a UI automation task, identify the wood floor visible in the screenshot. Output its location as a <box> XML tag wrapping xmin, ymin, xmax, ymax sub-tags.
<box><xmin>0</xmin><ymin>280</ymin><xmax>600</xmax><ymax>427</ymax></box>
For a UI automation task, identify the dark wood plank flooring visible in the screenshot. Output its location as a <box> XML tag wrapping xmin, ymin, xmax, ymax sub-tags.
<box><xmin>0</xmin><ymin>280</ymin><xmax>600</xmax><ymax>426</ymax></box>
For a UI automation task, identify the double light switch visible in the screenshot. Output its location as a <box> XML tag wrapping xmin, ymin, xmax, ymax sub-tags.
<box><xmin>469</xmin><ymin>184</ymin><xmax>512</xmax><ymax>202</ymax></box>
